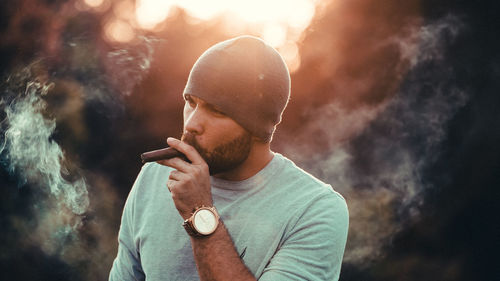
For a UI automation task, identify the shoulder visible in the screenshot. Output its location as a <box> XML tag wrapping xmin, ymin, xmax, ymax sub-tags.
<box><xmin>137</xmin><ymin>161</ymin><xmax>173</xmax><ymax>179</ymax></box>
<box><xmin>127</xmin><ymin>162</ymin><xmax>174</xmax><ymax>206</ymax></box>
<box><xmin>275</xmin><ymin>153</ymin><xmax>346</xmax><ymax>200</ymax></box>
<box><xmin>272</xmin><ymin>153</ymin><xmax>348</xmax><ymax>221</ymax></box>
<box><xmin>133</xmin><ymin>162</ymin><xmax>173</xmax><ymax>188</ymax></box>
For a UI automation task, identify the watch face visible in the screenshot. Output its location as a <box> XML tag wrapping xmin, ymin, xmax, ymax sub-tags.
<box><xmin>193</xmin><ymin>209</ymin><xmax>218</xmax><ymax>235</ymax></box>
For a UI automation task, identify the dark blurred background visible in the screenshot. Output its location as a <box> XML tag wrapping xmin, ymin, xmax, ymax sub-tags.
<box><xmin>0</xmin><ymin>0</ymin><xmax>498</xmax><ymax>280</ymax></box>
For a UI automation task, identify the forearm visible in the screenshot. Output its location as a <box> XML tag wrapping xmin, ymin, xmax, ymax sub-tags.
<box><xmin>159</xmin><ymin>138</ymin><xmax>256</xmax><ymax>280</ymax></box>
<box><xmin>190</xmin><ymin>221</ymin><xmax>256</xmax><ymax>281</ymax></box>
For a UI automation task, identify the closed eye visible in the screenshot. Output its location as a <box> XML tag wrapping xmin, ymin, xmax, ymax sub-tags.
<box><xmin>210</xmin><ymin>107</ymin><xmax>226</xmax><ymax>116</ymax></box>
<box><xmin>184</xmin><ymin>94</ymin><xmax>196</xmax><ymax>107</ymax></box>
<box><xmin>206</xmin><ymin>104</ymin><xmax>227</xmax><ymax>117</ymax></box>
<box><xmin>184</xmin><ymin>94</ymin><xmax>226</xmax><ymax>117</ymax></box>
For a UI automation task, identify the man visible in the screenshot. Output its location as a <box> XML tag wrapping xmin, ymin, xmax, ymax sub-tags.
<box><xmin>109</xmin><ymin>35</ymin><xmax>349</xmax><ymax>281</ymax></box>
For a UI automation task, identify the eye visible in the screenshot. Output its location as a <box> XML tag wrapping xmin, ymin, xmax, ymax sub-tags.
<box><xmin>184</xmin><ymin>95</ymin><xmax>196</xmax><ymax>107</ymax></box>
<box><xmin>211</xmin><ymin>108</ymin><xmax>226</xmax><ymax>117</ymax></box>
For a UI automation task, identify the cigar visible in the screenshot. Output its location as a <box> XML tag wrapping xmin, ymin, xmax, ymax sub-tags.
<box><xmin>140</xmin><ymin>147</ymin><xmax>189</xmax><ymax>163</ymax></box>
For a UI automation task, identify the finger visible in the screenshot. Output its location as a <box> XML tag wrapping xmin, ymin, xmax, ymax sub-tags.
<box><xmin>168</xmin><ymin>170</ymin><xmax>186</xmax><ymax>181</ymax></box>
<box><xmin>157</xmin><ymin>157</ymin><xmax>191</xmax><ymax>173</ymax></box>
<box><xmin>166</xmin><ymin>180</ymin><xmax>174</xmax><ymax>192</ymax></box>
<box><xmin>167</xmin><ymin>137</ymin><xmax>205</xmax><ymax>165</ymax></box>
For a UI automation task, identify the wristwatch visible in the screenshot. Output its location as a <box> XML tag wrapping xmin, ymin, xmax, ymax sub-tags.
<box><xmin>183</xmin><ymin>206</ymin><xmax>220</xmax><ymax>237</ymax></box>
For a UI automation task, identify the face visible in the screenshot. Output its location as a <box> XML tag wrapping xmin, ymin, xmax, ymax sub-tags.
<box><xmin>181</xmin><ymin>94</ymin><xmax>253</xmax><ymax>175</ymax></box>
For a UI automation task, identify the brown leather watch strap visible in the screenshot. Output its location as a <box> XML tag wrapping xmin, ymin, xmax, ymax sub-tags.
<box><xmin>182</xmin><ymin>219</ymin><xmax>203</xmax><ymax>237</ymax></box>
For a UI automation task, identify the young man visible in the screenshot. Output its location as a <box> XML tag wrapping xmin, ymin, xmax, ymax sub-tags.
<box><xmin>109</xmin><ymin>35</ymin><xmax>349</xmax><ymax>281</ymax></box>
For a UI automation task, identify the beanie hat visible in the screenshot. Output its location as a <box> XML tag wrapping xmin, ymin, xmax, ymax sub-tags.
<box><xmin>183</xmin><ymin>35</ymin><xmax>291</xmax><ymax>142</ymax></box>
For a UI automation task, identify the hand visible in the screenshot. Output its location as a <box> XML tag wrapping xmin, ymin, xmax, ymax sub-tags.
<box><xmin>157</xmin><ymin>137</ymin><xmax>213</xmax><ymax>219</ymax></box>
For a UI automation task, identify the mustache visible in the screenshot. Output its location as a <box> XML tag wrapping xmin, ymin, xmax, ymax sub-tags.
<box><xmin>181</xmin><ymin>131</ymin><xmax>196</xmax><ymax>148</ymax></box>
<box><xmin>181</xmin><ymin>131</ymin><xmax>208</xmax><ymax>158</ymax></box>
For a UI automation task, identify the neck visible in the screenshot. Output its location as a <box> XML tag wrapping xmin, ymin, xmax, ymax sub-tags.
<box><xmin>212</xmin><ymin>140</ymin><xmax>273</xmax><ymax>181</ymax></box>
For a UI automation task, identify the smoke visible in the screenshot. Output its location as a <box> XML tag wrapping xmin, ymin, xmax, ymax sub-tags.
<box><xmin>58</xmin><ymin>35</ymin><xmax>159</xmax><ymax>109</ymax></box>
<box><xmin>0</xmin><ymin>33</ymin><xmax>158</xmax><ymax>274</ymax></box>
<box><xmin>104</xmin><ymin>36</ymin><xmax>160</xmax><ymax>97</ymax></box>
<box><xmin>283</xmin><ymin>15</ymin><xmax>467</xmax><ymax>265</ymax></box>
<box><xmin>0</xmin><ymin>66</ymin><xmax>89</xmax><ymax>255</ymax></box>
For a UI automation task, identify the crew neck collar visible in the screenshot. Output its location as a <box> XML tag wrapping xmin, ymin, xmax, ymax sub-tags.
<box><xmin>210</xmin><ymin>152</ymin><xmax>283</xmax><ymax>191</ymax></box>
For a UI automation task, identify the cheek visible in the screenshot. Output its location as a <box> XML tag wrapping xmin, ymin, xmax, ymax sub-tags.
<box><xmin>182</xmin><ymin>105</ymin><xmax>192</xmax><ymax>126</ymax></box>
<box><xmin>200</xmin><ymin>122</ymin><xmax>236</xmax><ymax>147</ymax></box>
<box><xmin>215</xmin><ymin>122</ymin><xmax>247</xmax><ymax>142</ymax></box>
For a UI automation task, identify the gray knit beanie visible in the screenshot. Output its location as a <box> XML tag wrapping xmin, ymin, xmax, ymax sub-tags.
<box><xmin>183</xmin><ymin>35</ymin><xmax>291</xmax><ymax>142</ymax></box>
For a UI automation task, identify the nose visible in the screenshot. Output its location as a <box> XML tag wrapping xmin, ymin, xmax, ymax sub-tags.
<box><xmin>183</xmin><ymin>104</ymin><xmax>206</xmax><ymax>135</ymax></box>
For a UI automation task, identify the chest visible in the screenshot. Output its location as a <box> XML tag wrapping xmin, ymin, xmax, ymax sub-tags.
<box><xmin>137</xmin><ymin>206</ymin><xmax>291</xmax><ymax>279</ymax></box>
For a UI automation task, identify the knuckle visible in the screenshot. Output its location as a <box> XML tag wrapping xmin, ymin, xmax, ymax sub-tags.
<box><xmin>186</xmin><ymin>175</ymin><xmax>195</xmax><ymax>184</ymax></box>
<box><xmin>200</xmin><ymin>163</ymin><xmax>209</xmax><ymax>173</ymax></box>
<box><xmin>203</xmin><ymin>163</ymin><xmax>209</xmax><ymax>170</ymax></box>
<box><xmin>190</xmin><ymin>166</ymin><xmax>198</xmax><ymax>175</ymax></box>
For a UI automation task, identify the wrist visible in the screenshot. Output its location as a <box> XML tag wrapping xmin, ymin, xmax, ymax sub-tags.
<box><xmin>183</xmin><ymin>205</ymin><xmax>220</xmax><ymax>237</ymax></box>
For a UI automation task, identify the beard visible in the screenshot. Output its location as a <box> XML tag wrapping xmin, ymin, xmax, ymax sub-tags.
<box><xmin>181</xmin><ymin>130</ymin><xmax>252</xmax><ymax>175</ymax></box>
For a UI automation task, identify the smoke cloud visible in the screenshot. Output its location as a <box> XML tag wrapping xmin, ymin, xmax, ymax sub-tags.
<box><xmin>104</xmin><ymin>36</ymin><xmax>160</xmax><ymax>97</ymax></box>
<box><xmin>0</xmin><ymin>33</ymin><xmax>157</xmax><ymax>274</ymax></box>
<box><xmin>0</xmin><ymin>66</ymin><xmax>89</xmax><ymax>255</ymax></box>
<box><xmin>281</xmin><ymin>15</ymin><xmax>467</xmax><ymax>265</ymax></box>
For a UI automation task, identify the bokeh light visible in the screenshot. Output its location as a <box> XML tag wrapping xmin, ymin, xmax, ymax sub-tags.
<box><xmin>84</xmin><ymin>0</ymin><xmax>105</xmax><ymax>8</ymax></box>
<box><xmin>134</xmin><ymin>0</ymin><xmax>317</xmax><ymax>71</ymax></box>
<box><xmin>83</xmin><ymin>0</ymin><xmax>321</xmax><ymax>71</ymax></box>
<box><xmin>104</xmin><ymin>19</ymin><xmax>135</xmax><ymax>42</ymax></box>
<box><xmin>135</xmin><ymin>0</ymin><xmax>173</xmax><ymax>29</ymax></box>
<box><xmin>134</xmin><ymin>0</ymin><xmax>316</xmax><ymax>35</ymax></box>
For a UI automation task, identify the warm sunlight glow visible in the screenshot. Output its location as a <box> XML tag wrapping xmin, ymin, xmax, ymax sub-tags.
<box><xmin>279</xmin><ymin>41</ymin><xmax>301</xmax><ymax>72</ymax></box>
<box><xmin>135</xmin><ymin>0</ymin><xmax>174</xmax><ymax>29</ymax></box>
<box><xmin>135</xmin><ymin>0</ymin><xmax>316</xmax><ymax>26</ymax></box>
<box><xmin>84</xmin><ymin>0</ymin><xmax>104</xmax><ymax>8</ymax></box>
<box><xmin>134</xmin><ymin>0</ymin><xmax>317</xmax><ymax>40</ymax></box>
<box><xmin>132</xmin><ymin>0</ymin><xmax>318</xmax><ymax>71</ymax></box>
<box><xmin>104</xmin><ymin>19</ymin><xmax>135</xmax><ymax>43</ymax></box>
<box><xmin>261</xmin><ymin>23</ymin><xmax>288</xmax><ymax>48</ymax></box>
<box><xmin>114</xmin><ymin>0</ymin><xmax>135</xmax><ymax>22</ymax></box>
